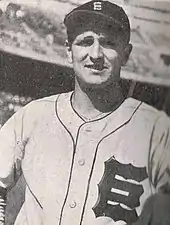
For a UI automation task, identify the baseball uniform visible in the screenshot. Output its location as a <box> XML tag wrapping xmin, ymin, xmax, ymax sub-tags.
<box><xmin>0</xmin><ymin>91</ymin><xmax>169</xmax><ymax>225</ymax></box>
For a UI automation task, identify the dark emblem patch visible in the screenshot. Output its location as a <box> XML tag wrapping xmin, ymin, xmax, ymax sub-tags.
<box><xmin>93</xmin><ymin>158</ymin><xmax>148</xmax><ymax>224</ymax></box>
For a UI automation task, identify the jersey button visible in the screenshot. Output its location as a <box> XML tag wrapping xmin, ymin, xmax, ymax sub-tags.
<box><xmin>78</xmin><ymin>159</ymin><xmax>85</xmax><ymax>166</ymax></box>
<box><xmin>69</xmin><ymin>201</ymin><xmax>77</xmax><ymax>208</ymax></box>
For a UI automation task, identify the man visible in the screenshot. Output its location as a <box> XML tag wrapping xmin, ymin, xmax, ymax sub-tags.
<box><xmin>0</xmin><ymin>0</ymin><xmax>169</xmax><ymax>225</ymax></box>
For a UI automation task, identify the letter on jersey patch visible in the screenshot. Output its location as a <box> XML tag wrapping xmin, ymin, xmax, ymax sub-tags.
<box><xmin>93</xmin><ymin>158</ymin><xmax>148</xmax><ymax>224</ymax></box>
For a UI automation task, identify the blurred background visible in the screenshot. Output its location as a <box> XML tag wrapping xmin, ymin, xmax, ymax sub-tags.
<box><xmin>0</xmin><ymin>0</ymin><xmax>169</xmax><ymax>224</ymax></box>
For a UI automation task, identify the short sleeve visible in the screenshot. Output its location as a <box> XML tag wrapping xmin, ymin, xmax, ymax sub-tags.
<box><xmin>0</xmin><ymin>98</ymin><xmax>41</xmax><ymax>190</ymax></box>
<box><xmin>148</xmin><ymin>112</ymin><xmax>170</xmax><ymax>193</ymax></box>
<box><xmin>0</xmin><ymin>107</ymin><xmax>27</xmax><ymax>189</ymax></box>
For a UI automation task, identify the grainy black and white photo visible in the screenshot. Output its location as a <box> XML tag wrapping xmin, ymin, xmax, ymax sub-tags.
<box><xmin>0</xmin><ymin>0</ymin><xmax>170</xmax><ymax>225</ymax></box>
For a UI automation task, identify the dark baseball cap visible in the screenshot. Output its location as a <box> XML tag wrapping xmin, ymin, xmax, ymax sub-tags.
<box><xmin>64</xmin><ymin>0</ymin><xmax>130</xmax><ymax>44</ymax></box>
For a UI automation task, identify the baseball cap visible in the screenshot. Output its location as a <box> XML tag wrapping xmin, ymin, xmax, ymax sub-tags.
<box><xmin>64</xmin><ymin>0</ymin><xmax>130</xmax><ymax>44</ymax></box>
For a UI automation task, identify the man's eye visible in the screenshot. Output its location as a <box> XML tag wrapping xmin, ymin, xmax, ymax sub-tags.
<box><xmin>76</xmin><ymin>38</ymin><xmax>94</xmax><ymax>46</ymax></box>
<box><xmin>100</xmin><ymin>40</ymin><xmax>116</xmax><ymax>48</ymax></box>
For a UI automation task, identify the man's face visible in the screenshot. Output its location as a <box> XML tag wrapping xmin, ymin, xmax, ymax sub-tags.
<box><xmin>67</xmin><ymin>30</ymin><xmax>132</xmax><ymax>88</ymax></box>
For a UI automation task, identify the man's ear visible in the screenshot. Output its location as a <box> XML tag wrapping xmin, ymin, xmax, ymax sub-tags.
<box><xmin>65</xmin><ymin>40</ymin><xmax>73</xmax><ymax>64</ymax></box>
<box><xmin>121</xmin><ymin>43</ymin><xmax>133</xmax><ymax>66</ymax></box>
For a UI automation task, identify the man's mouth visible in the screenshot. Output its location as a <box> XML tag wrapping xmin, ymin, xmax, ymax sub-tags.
<box><xmin>85</xmin><ymin>64</ymin><xmax>107</xmax><ymax>71</ymax></box>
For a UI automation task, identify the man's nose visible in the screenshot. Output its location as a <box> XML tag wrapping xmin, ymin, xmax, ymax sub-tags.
<box><xmin>89</xmin><ymin>40</ymin><xmax>103</xmax><ymax>60</ymax></box>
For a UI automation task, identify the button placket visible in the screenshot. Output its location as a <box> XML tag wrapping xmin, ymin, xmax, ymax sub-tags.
<box><xmin>61</xmin><ymin>125</ymin><xmax>99</xmax><ymax>224</ymax></box>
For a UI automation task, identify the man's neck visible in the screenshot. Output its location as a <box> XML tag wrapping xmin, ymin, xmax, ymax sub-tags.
<box><xmin>71</xmin><ymin>80</ymin><xmax>125</xmax><ymax>120</ymax></box>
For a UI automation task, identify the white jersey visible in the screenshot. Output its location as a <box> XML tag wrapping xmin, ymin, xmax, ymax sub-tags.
<box><xmin>0</xmin><ymin>91</ymin><xmax>169</xmax><ymax>225</ymax></box>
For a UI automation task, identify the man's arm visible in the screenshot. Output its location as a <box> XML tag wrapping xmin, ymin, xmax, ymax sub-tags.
<box><xmin>0</xmin><ymin>107</ymin><xmax>27</xmax><ymax>224</ymax></box>
<box><xmin>148</xmin><ymin>112</ymin><xmax>170</xmax><ymax>193</ymax></box>
<box><xmin>131</xmin><ymin>112</ymin><xmax>170</xmax><ymax>225</ymax></box>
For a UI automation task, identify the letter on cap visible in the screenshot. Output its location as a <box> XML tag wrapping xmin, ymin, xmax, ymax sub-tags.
<box><xmin>93</xmin><ymin>1</ymin><xmax>102</xmax><ymax>10</ymax></box>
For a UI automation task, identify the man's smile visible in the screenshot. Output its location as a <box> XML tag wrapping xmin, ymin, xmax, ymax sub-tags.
<box><xmin>85</xmin><ymin>64</ymin><xmax>108</xmax><ymax>72</ymax></box>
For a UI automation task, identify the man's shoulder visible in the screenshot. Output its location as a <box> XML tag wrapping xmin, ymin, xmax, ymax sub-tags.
<box><xmin>32</xmin><ymin>92</ymin><xmax>71</xmax><ymax>104</ymax></box>
<box><xmin>129</xmin><ymin>98</ymin><xmax>170</xmax><ymax>128</ymax></box>
<box><xmin>26</xmin><ymin>91</ymin><xmax>71</xmax><ymax>110</ymax></box>
<box><xmin>14</xmin><ymin>92</ymin><xmax>72</xmax><ymax>122</ymax></box>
